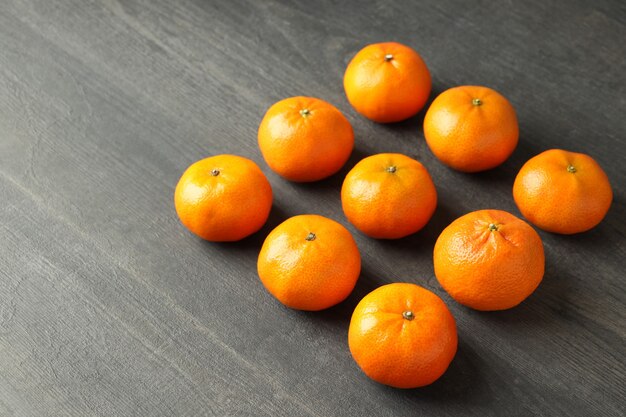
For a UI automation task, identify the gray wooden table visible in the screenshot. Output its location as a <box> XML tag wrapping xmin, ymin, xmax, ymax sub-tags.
<box><xmin>1</xmin><ymin>0</ymin><xmax>625</xmax><ymax>416</ymax></box>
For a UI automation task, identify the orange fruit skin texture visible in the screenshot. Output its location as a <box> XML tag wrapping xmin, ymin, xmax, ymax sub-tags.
<box><xmin>174</xmin><ymin>155</ymin><xmax>272</xmax><ymax>242</ymax></box>
<box><xmin>513</xmin><ymin>149</ymin><xmax>613</xmax><ymax>234</ymax></box>
<box><xmin>341</xmin><ymin>153</ymin><xmax>437</xmax><ymax>239</ymax></box>
<box><xmin>434</xmin><ymin>209</ymin><xmax>545</xmax><ymax>311</ymax></box>
<box><xmin>423</xmin><ymin>86</ymin><xmax>519</xmax><ymax>172</ymax></box>
<box><xmin>348</xmin><ymin>283</ymin><xmax>457</xmax><ymax>388</ymax></box>
<box><xmin>257</xmin><ymin>214</ymin><xmax>361</xmax><ymax>311</ymax></box>
<box><xmin>258</xmin><ymin>97</ymin><xmax>354</xmax><ymax>182</ymax></box>
<box><xmin>343</xmin><ymin>42</ymin><xmax>432</xmax><ymax>123</ymax></box>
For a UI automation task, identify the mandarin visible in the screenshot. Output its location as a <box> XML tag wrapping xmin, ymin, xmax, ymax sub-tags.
<box><xmin>341</xmin><ymin>153</ymin><xmax>437</xmax><ymax>239</ymax></box>
<box><xmin>424</xmin><ymin>85</ymin><xmax>518</xmax><ymax>172</ymax></box>
<box><xmin>344</xmin><ymin>42</ymin><xmax>431</xmax><ymax>123</ymax></box>
<box><xmin>258</xmin><ymin>97</ymin><xmax>354</xmax><ymax>182</ymax></box>
<box><xmin>174</xmin><ymin>154</ymin><xmax>272</xmax><ymax>242</ymax></box>
<box><xmin>434</xmin><ymin>209</ymin><xmax>544</xmax><ymax>311</ymax></box>
<box><xmin>348</xmin><ymin>283</ymin><xmax>457</xmax><ymax>388</ymax></box>
<box><xmin>513</xmin><ymin>149</ymin><xmax>613</xmax><ymax>234</ymax></box>
<box><xmin>257</xmin><ymin>214</ymin><xmax>361</xmax><ymax>311</ymax></box>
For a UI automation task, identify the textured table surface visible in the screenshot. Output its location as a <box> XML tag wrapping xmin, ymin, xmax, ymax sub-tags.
<box><xmin>1</xmin><ymin>1</ymin><xmax>625</xmax><ymax>416</ymax></box>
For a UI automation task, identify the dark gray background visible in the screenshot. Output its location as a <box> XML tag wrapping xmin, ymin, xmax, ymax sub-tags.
<box><xmin>1</xmin><ymin>0</ymin><xmax>625</xmax><ymax>416</ymax></box>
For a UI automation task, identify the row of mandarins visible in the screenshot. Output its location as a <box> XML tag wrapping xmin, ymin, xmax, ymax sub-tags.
<box><xmin>174</xmin><ymin>42</ymin><xmax>613</xmax><ymax>389</ymax></box>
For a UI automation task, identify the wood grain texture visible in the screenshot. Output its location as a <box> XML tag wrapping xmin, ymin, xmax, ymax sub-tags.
<box><xmin>0</xmin><ymin>0</ymin><xmax>624</xmax><ymax>415</ymax></box>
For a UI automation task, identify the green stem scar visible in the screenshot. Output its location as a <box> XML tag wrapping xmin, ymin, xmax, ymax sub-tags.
<box><xmin>472</xmin><ymin>98</ymin><xmax>482</xmax><ymax>106</ymax></box>
<box><xmin>488</xmin><ymin>223</ymin><xmax>499</xmax><ymax>232</ymax></box>
<box><xmin>210</xmin><ymin>169</ymin><xmax>220</xmax><ymax>176</ymax></box>
<box><xmin>300</xmin><ymin>109</ymin><xmax>311</xmax><ymax>117</ymax></box>
<box><xmin>402</xmin><ymin>311</ymin><xmax>415</xmax><ymax>321</ymax></box>
<box><xmin>386</xmin><ymin>166</ymin><xmax>397</xmax><ymax>173</ymax></box>
<box><xmin>305</xmin><ymin>232</ymin><xmax>316</xmax><ymax>241</ymax></box>
<box><xmin>567</xmin><ymin>164</ymin><xmax>577</xmax><ymax>173</ymax></box>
